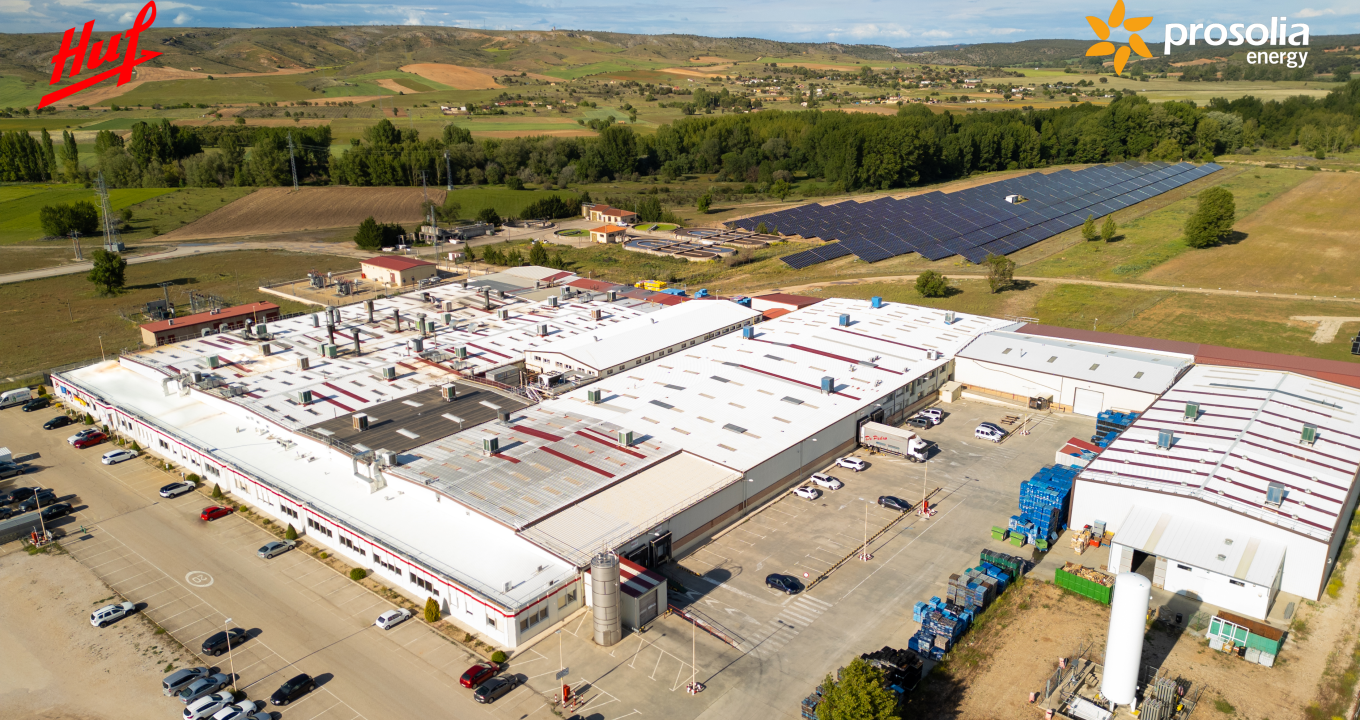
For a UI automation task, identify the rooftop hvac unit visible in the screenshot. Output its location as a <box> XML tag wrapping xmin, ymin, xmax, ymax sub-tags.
<box><xmin>297</xmin><ymin>389</ymin><xmax>313</xmax><ymax>405</ymax></box>
<box><xmin>442</xmin><ymin>312</ymin><xmax>452</xmax><ymax>326</ymax></box>
<box><xmin>260</xmin><ymin>343</ymin><xmax>272</xmax><ymax>356</ymax></box>
<box><xmin>200</xmin><ymin>328</ymin><xmax>214</xmax><ymax>337</ymax></box>
<box><xmin>1157</xmin><ymin>429</ymin><xmax>1174</xmax><ymax>449</ymax></box>
<box><xmin>311</xmin><ymin>314</ymin><xmax>320</xmax><ymax>327</ymax></box>
<box><xmin>377</xmin><ymin>449</ymin><xmax>397</xmax><ymax>466</ymax></box>
<box><xmin>1265</xmin><ymin>481</ymin><xmax>1285</xmax><ymax>506</ymax></box>
<box><xmin>255</xmin><ymin>324</ymin><xmax>268</xmax><ymax>337</ymax></box>
<box><xmin>455</xmin><ymin>346</ymin><xmax>467</xmax><ymax>359</ymax></box>
<box><xmin>298</xmin><ymin>357</ymin><xmax>310</xmax><ymax>371</ymax></box>
<box><xmin>1185</xmin><ymin>402</ymin><xmax>1200</xmax><ymax>422</ymax></box>
<box><xmin>382</xmin><ymin>366</ymin><xmax>397</xmax><ymax>381</ymax></box>
<box><xmin>821</xmin><ymin>376</ymin><xmax>834</xmax><ymax>394</ymax></box>
<box><xmin>871</xmin><ymin>296</ymin><xmax>883</xmax><ymax>309</ymax></box>
<box><xmin>838</xmin><ymin>314</ymin><xmax>850</xmax><ymax>327</ymax></box>
<box><xmin>1352</xmin><ymin>336</ymin><xmax>1360</xmax><ymax>356</ymax></box>
<box><xmin>410</xmin><ymin>337</ymin><xmax>424</xmax><ymax>353</ymax></box>
<box><xmin>353</xmin><ymin>413</ymin><xmax>369</xmax><ymax>431</ymax></box>
<box><xmin>191</xmin><ymin>371</ymin><xmax>204</xmax><ymax>384</ymax></box>
<box><xmin>206</xmin><ymin>356</ymin><xmax>220</xmax><ymax>369</ymax></box>
<box><xmin>482</xmin><ymin>436</ymin><xmax>500</xmax><ymax>455</ymax></box>
<box><xmin>496</xmin><ymin>308</ymin><xmax>509</xmax><ymax>320</ymax></box>
<box><xmin>742</xmin><ymin>326</ymin><xmax>754</xmax><ymax>339</ymax></box>
<box><xmin>590</xmin><ymin>309</ymin><xmax>602</xmax><ymax>321</ymax></box>
<box><xmin>607</xmin><ymin>290</ymin><xmax>618</xmax><ymax>302</ymax></box>
<box><xmin>497</xmin><ymin>410</ymin><xmax>511</xmax><ymax>424</ymax></box>
<box><xmin>587</xmin><ymin>389</ymin><xmax>601</xmax><ymax>404</ymax></box>
<box><xmin>497</xmin><ymin>290</ymin><xmax>507</xmax><ymax>300</ymax></box>
<box><xmin>324</xmin><ymin>344</ymin><xmax>339</xmax><ymax>359</ymax></box>
<box><xmin>548</xmin><ymin>296</ymin><xmax>559</xmax><ymax>308</ymax></box>
<box><xmin>537</xmin><ymin>323</ymin><xmax>548</xmax><ymax>337</ymax></box>
<box><xmin>617</xmin><ymin>429</ymin><xmax>634</xmax><ymax>447</ymax></box>
<box><xmin>441</xmin><ymin>384</ymin><xmax>457</xmax><ymax>401</ymax></box>
<box><xmin>944</xmin><ymin>311</ymin><xmax>956</xmax><ymax>325</ymax></box>
<box><xmin>417</xmin><ymin>317</ymin><xmax>428</xmax><ymax>335</ymax></box>
<box><xmin>1301</xmin><ymin>423</ymin><xmax>1318</xmax><ymax>446</ymax></box>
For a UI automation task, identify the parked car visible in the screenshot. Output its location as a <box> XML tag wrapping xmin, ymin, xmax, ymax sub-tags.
<box><xmin>917</xmin><ymin>408</ymin><xmax>944</xmax><ymax>424</ymax></box>
<box><xmin>201</xmin><ymin>628</ymin><xmax>247</xmax><ymax>656</ymax></box>
<box><xmin>269</xmin><ymin>673</ymin><xmax>315</xmax><ymax>706</ymax></box>
<box><xmin>793</xmin><ymin>486</ymin><xmax>821</xmax><ymax>501</ymax></box>
<box><xmin>765</xmin><ymin>574</ymin><xmax>802</xmax><ymax>595</ymax></box>
<box><xmin>258</xmin><ymin>540</ymin><xmax>296</xmax><ymax>559</ymax></box>
<box><xmin>375</xmin><ymin>608</ymin><xmax>412</xmax><ymax>630</ymax></box>
<box><xmin>835</xmin><ymin>457</ymin><xmax>867</xmax><ymax>472</ymax></box>
<box><xmin>176</xmin><ymin>673</ymin><xmax>231</xmax><ymax>704</ymax></box>
<box><xmin>0</xmin><ymin>387</ymin><xmax>33</xmax><ymax>409</ymax></box>
<box><xmin>473</xmin><ymin>675</ymin><xmax>520</xmax><ymax>704</ymax></box>
<box><xmin>43</xmin><ymin>415</ymin><xmax>75</xmax><ymax>430</ymax></box>
<box><xmin>40</xmin><ymin>502</ymin><xmax>73</xmax><ymax>521</ymax></box>
<box><xmin>182</xmin><ymin>691</ymin><xmax>234</xmax><ymax>720</ymax></box>
<box><xmin>100</xmin><ymin>449</ymin><xmax>138</xmax><ymax>465</ymax></box>
<box><xmin>22</xmin><ymin>397</ymin><xmax>51</xmax><ymax>412</ymax></box>
<box><xmin>459</xmin><ymin>662</ymin><xmax>500</xmax><ymax>689</ymax></box>
<box><xmin>0</xmin><ymin>461</ymin><xmax>25</xmax><ymax>480</ymax></box>
<box><xmin>211</xmin><ymin>701</ymin><xmax>259</xmax><ymax>720</ymax></box>
<box><xmin>878</xmin><ymin>496</ymin><xmax>911</xmax><ymax>512</ymax></box>
<box><xmin>163</xmin><ymin>667</ymin><xmax>211</xmax><ymax>697</ymax></box>
<box><xmin>160</xmin><ymin>481</ymin><xmax>196</xmax><ymax>498</ymax></box>
<box><xmin>904</xmin><ymin>416</ymin><xmax>934</xmax><ymax>430</ymax></box>
<box><xmin>0</xmin><ymin>486</ymin><xmax>38</xmax><ymax>505</ymax></box>
<box><xmin>90</xmin><ymin>601</ymin><xmax>136</xmax><ymax>628</ymax></box>
<box><xmin>16</xmin><ymin>489</ymin><xmax>58</xmax><ymax>513</ymax></box>
<box><xmin>67</xmin><ymin>428</ymin><xmax>101</xmax><ymax>445</ymax></box>
<box><xmin>974</xmin><ymin>422</ymin><xmax>1006</xmax><ymax>443</ymax></box>
<box><xmin>200</xmin><ymin>505</ymin><xmax>234</xmax><ymax>522</ymax></box>
<box><xmin>73</xmin><ymin>432</ymin><xmax>108</xmax><ymax>449</ymax></box>
<box><xmin>809</xmin><ymin>473</ymin><xmax>843</xmax><ymax>490</ymax></box>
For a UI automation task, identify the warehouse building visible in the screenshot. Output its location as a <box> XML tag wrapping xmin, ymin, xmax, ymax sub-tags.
<box><xmin>139</xmin><ymin>302</ymin><xmax>281</xmax><ymax>347</ymax></box>
<box><xmin>360</xmin><ymin>256</ymin><xmax>438</xmax><ymax>287</ymax></box>
<box><xmin>954</xmin><ymin>330</ymin><xmax>1193</xmax><ymax>414</ymax></box>
<box><xmin>1070</xmin><ymin>364</ymin><xmax>1360</xmax><ymax>619</ymax></box>
<box><xmin>749</xmin><ymin>292</ymin><xmax>823</xmax><ymax>314</ymax></box>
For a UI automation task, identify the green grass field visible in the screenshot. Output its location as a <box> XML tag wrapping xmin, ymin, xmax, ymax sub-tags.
<box><xmin>0</xmin><ymin>186</ymin><xmax>179</xmax><ymax>245</ymax></box>
<box><xmin>447</xmin><ymin>187</ymin><xmax>582</xmax><ymax>219</ymax></box>
<box><xmin>541</xmin><ymin>59</ymin><xmax>673</xmax><ymax>80</ymax></box>
<box><xmin>0</xmin><ymin>250</ymin><xmax>358</xmax><ymax>376</ymax></box>
<box><xmin>117</xmin><ymin>187</ymin><xmax>257</xmax><ymax>243</ymax></box>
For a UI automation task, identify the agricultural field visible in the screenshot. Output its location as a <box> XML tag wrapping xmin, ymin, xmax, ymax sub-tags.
<box><xmin>159</xmin><ymin>187</ymin><xmax>435</xmax><ymax>241</ymax></box>
<box><xmin>0</xmin><ymin>250</ymin><xmax>358</xmax><ymax>376</ymax></box>
<box><xmin>0</xmin><ymin>185</ymin><xmax>179</xmax><ymax>245</ymax></box>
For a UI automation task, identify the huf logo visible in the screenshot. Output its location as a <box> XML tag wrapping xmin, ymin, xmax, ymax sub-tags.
<box><xmin>1084</xmin><ymin>0</ymin><xmax>1154</xmax><ymax>75</ymax></box>
<box><xmin>39</xmin><ymin>0</ymin><xmax>161</xmax><ymax>109</ymax></box>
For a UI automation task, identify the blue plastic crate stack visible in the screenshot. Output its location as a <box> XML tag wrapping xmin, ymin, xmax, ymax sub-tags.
<box><xmin>1009</xmin><ymin>464</ymin><xmax>1079</xmax><ymax>544</ymax></box>
<box><xmin>908</xmin><ymin>558</ymin><xmax>1018</xmax><ymax>660</ymax></box>
<box><xmin>1092</xmin><ymin>410</ymin><xmax>1139</xmax><ymax>448</ymax></box>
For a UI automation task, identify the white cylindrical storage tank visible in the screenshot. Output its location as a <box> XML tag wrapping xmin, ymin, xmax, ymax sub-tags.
<box><xmin>1101</xmin><ymin>573</ymin><xmax>1151</xmax><ymax>707</ymax></box>
<box><xmin>591</xmin><ymin>552</ymin><xmax>622</xmax><ymax>647</ymax></box>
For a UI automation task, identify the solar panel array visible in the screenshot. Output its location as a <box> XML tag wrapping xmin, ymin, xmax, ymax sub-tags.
<box><xmin>733</xmin><ymin>162</ymin><xmax>1222</xmax><ymax>269</ymax></box>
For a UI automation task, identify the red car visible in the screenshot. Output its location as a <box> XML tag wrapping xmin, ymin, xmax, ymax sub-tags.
<box><xmin>200</xmin><ymin>505</ymin><xmax>234</xmax><ymax>521</ymax></box>
<box><xmin>459</xmin><ymin>661</ymin><xmax>499</xmax><ymax>689</ymax></box>
<box><xmin>72</xmin><ymin>431</ymin><xmax>108</xmax><ymax>449</ymax></box>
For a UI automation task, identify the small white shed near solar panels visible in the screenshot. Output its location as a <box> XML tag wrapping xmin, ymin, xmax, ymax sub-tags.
<box><xmin>953</xmin><ymin>331</ymin><xmax>1193</xmax><ymax>416</ymax></box>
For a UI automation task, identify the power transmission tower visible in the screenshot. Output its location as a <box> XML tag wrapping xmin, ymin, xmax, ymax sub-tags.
<box><xmin>287</xmin><ymin>131</ymin><xmax>299</xmax><ymax>191</ymax></box>
<box><xmin>95</xmin><ymin>171</ymin><xmax>122</xmax><ymax>252</ymax></box>
<box><xmin>444</xmin><ymin>150</ymin><xmax>453</xmax><ymax>191</ymax></box>
<box><xmin>71</xmin><ymin>231</ymin><xmax>83</xmax><ymax>260</ymax></box>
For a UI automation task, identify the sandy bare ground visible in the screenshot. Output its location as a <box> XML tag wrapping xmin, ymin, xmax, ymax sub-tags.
<box><xmin>375</xmin><ymin>78</ymin><xmax>410</xmax><ymax>93</ymax></box>
<box><xmin>661</xmin><ymin>66</ymin><xmax>734</xmax><ymax>77</ymax></box>
<box><xmin>400</xmin><ymin>63</ymin><xmax>557</xmax><ymax>90</ymax></box>
<box><xmin>159</xmin><ymin>186</ymin><xmax>441</xmax><ymax>241</ymax></box>
<box><xmin>60</xmin><ymin>66</ymin><xmax>313</xmax><ymax>107</ymax></box>
<box><xmin>0</xmin><ymin>547</ymin><xmax>198</xmax><ymax>720</ymax></box>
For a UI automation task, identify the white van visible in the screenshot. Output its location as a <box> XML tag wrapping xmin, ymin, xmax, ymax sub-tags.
<box><xmin>974</xmin><ymin>422</ymin><xmax>1006</xmax><ymax>443</ymax></box>
<box><xmin>0</xmin><ymin>388</ymin><xmax>31</xmax><ymax>409</ymax></box>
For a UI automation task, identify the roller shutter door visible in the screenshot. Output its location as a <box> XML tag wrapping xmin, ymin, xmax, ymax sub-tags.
<box><xmin>1073</xmin><ymin>388</ymin><xmax>1104</xmax><ymax>417</ymax></box>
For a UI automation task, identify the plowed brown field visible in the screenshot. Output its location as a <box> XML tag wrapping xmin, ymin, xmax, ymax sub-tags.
<box><xmin>401</xmin><ymin>63</ymin><xmax>560</xmax><ymax>90</ymax></box>
<box><xmin>159</xmin><ymin>187</ymin><xmax>443</xmax><ymax>241</ymax></box>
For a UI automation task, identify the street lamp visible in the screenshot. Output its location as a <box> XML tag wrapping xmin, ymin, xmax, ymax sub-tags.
<box><xmin>224</xmin><ymin>617</ymin><xmax>236</xmax><ymax>693</ymax></box>
<box><xmin>557</xmin><ymin>629</ymin><xmax>565</xmax><ymax>705</ymax></box>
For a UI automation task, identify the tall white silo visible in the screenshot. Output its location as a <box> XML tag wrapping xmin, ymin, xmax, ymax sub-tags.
<box><xmin>1101</xmin><ymin>573</ymin><xmax>1152</xmax><ymax>707</ymax></box>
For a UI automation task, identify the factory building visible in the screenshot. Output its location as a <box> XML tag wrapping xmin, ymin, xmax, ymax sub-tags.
<box><xmin>139</xmin><ymin>302</ymin><xmax>281</xmax><ymax>347</ymax></box>
<box><xmin>360</xmin><ymin>256</ymin><xmax>438</xmax><ymax>287</ymax></box>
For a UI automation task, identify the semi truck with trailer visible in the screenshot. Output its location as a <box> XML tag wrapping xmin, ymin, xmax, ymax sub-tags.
<box><xmin>859</xmin><ymin>422</ymin><xmax>930</xmax><ymax>462</ymax></box>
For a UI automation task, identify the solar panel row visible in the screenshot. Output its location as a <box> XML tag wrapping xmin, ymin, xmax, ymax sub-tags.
<box><xmin>765</xmin><ymin>162</ymin><xmax>1222</xmax><ymax>270</ymax></box>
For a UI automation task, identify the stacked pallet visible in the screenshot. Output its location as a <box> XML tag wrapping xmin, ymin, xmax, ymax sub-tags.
<box><xmin>861</xmin><ymin>646</ymin><xmax>923</xmax><ymax>695</ymax></box>
<box><xmin>1010</xmin><ymin>465</ymin><xmax>1078</xmax><ymax>544</ymax></box>
<box><xmin>1092</xmin><ymin>410</ymin><xmax>1139</xmax><ymax>448</ymax></box>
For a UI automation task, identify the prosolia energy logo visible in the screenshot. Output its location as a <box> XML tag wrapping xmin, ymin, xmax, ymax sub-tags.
<box><xmin>1084</xmin><ymin>0</ymin><xmax>1311</xmax><ymax>73</ymax></box>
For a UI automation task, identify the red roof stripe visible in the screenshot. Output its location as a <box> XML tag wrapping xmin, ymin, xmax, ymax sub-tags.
<box><xmin>322</xmin><ymin>382</ymin><xmax>369</xmax><ymax>404</ymax></box>
<box><xmin>537</xmin><ymin>446</ymin><xmax>615</xmax><ymax>478</ymax></box>
<box><xmin>512</xmin><ymin>425</ymin><xmax>565</xmax><ymax>443</ymax></box>
<box><xmin>574</xmin><ymin>429</ymin><xmax>648</xmax><ymax>459</ymax></box>
<box><xmin>317</xmin><ymin>395</ymin><xmax>355</xmax><ymax>413</ymax></box>
<box><xmin>362</xmin><ymin>256</ymin><xmax>436</xmax><ymax>271</ymax></box>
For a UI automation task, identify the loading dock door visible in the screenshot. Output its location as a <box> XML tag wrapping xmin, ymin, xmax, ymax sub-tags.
<box><xmin>1073</xmin><ymin>388</ymin><xmax>1104</xmax><ymax>417</ymax></box>
<box><xmin>639</xmin><ymin>589</ymin><xmax>659</xmax><ymax>625</ymax></box>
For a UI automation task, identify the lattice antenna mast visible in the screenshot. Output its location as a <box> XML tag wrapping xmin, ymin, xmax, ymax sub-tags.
<box><xmin>444</xmin><ymin>150</ymin><xmax>453</xmax><ymax>191</ymax></box>
<box><xmin>287</xmin><ymin>132</ymin><xmax>299</xmax><ymax>191</ymax></box>
<box><xmin>95</xmin><ymin>171</ymin><xmax>120</xmax><ymax>252</ymax></box>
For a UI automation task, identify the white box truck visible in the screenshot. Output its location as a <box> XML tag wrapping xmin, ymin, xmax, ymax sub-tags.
<box><xmin>0</xmin><ymin>388</ymin><xmax>32</xmax><ymax>409</ymax></box>
<box><xmin>859</xmin><ymin>422</ymin><xmax>929</xmax><ymax>462</ymax></box>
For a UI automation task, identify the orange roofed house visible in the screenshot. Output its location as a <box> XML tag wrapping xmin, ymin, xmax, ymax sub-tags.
<box><xmin>140</xmin><ymin>302</ymin><xmax>280</xmax><ymax>347</ymax></box>
<box><xmin>582</xmin><ymin>203</ymin><xmax>638</xmax><ymax>226</ymax></box>
<box><xmin>360</xmin><ymin>256</ymin><xmax>438</xmax><ymax>287</ymax></box>
<box><xmin>590</xmin><ymin>225</ymin><xmax>628</xmax><ymax>244</ymax></box>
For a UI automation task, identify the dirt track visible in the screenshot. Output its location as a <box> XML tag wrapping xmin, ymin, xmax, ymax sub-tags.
<box><xmin>159</xmin><ymin>187</ymin><xmax>442</xmax><ymax>241</ymax></box>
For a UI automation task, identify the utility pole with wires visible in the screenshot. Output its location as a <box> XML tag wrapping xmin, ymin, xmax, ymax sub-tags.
<box><xmin>287</xmin><ymin>131</ymin><xmax>299</xmax><ymax>192</ymax></box>
<box><xmin>71</xmin><ymin>230</ymin><xmax>83</xmax><ymax>261</ymax></box>
<box><xmin>95</xmin><ymin>171</ymin><xmax>122</xmax><ymax>252</ymax></box>
<box><xmin>444</xmin><ymin>150</ymin><xmax>453</xmax><ymax>191</ymax></box>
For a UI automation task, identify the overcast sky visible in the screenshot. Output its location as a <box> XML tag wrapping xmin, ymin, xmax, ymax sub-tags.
<box><xmin>3</xmin><ymin>0</ymin><xmax>1357</xmax><ymax>43</ymax></box>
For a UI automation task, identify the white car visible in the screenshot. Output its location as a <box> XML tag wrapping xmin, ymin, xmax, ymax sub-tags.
<box><xmin>809</xmin><ymin>473</ymin><xmax>843</xmax><ymax>490</ymax></box>
<box><xmin>375</xmin><ymin>607</ymin><xmax>413</xmax><ymax>630</ymax></box>
<box><xmin>794</xmin><ymin>486</ymin><xmax>821</xmax><ymax>501</ymax></box>
<box><xmin>100</xmin><ymin>449</ymin><xmax>138</xmax><ymax>465</ymax></box>
<box><xmin>917</xmin><ymin>408</ymin><xmax>944</xmax><ymax>423</ymax></box>
<box><xmin>975</xmin><ymin>423</ymin><xmax>1006</xmax><ymax>443</ymax></box>
<box><xmin>183</xmin><ymin>692</ymin><xmax>234</xmax><ymax>720</ymax></box>
<box><xmin>211</xmin><ymin>700</ymin><xmax>259</xmax><ymax>720</ymax></box>
<box><xmin>257</xmin><ymin>540</ymin><xmax>296</xmax><ymax>559</ymax></box>
<box><xmin>67</xmin><ymin>428</ymin><xmax>100</xmax><ymax>445</ymax></box>
<box><xmin>835</xmin><ymin>457</ymin><xmax>867</xmax><ymax>472</ymax></box>
<box><xmin>160</xmin><ymin>481</ymin><xmax>196</xmax><ymax>498</ymax></box>
<box><xmin>90</xmin><ymin>601</ymin><xmax>135</xmax><ymax>628</ymax></box>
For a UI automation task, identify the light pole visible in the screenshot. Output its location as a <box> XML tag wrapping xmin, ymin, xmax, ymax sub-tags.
<box><xmin>557</xmin><ymin>629</ymin><xmax>564</xmax><ymax>704</ymax></box>
<box><xmin>98</xmin><ymin>334</ymin><xmax>106</xmax><ymax>362</ymax></box>
<box><xmin>224</xmin><ymin>617</ymin><xmax>236</xmax><ymax>693</ymax></box>
<box><xmin>35</xmin><ymin>484</ymin><xmax>48</xmax><ymax>541</ymax></box>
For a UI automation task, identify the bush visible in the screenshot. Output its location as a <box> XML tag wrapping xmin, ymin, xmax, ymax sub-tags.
<box><xmin>318</xmin><ymin>552</ymin><xmax>328</xmax><ymax>559</ymax></box>
<box><xmin>520</xmin><ymin>194</ymin><xmax>581</xmax><ymax>220</ymax></box>
<box><xmin>36</xmin><ymin>386</ymin><xmax>47</xmax><ymax>396</ymax></box>
<box><xmin>349</xmin><ymin>568</ymin><xmax>367</xmax><ymax>581</ymax></box>
<box><xmin>285</xmin><ymin>524</ymin><xmax>298</xmax><ymax>540</ymax></box>
<box><xmin>186</xmin><ymin>473</ymin><xmax>200</xmax><ymax>483</ymax></box>
<box><xmin>476</xmin><ymin>207</ymin><xmax>502</xmax><ymax>226</ymax></box>
<box><xmin>915</xmin><ymin>270</ymin><xmax>950</xmax><ymax>298</ymax></box>
<box><xmin>39</xmin><ymin>200</ymin><xmax>99</xmax><ymax>237</ymax></box>
<box><xmin>354</xmin><ymin>216</ymin><xmax>406</xmax><ymax>250</ymax></box>
<box><xmin>130</xmin><ymin>441</ymin><xmax>141</xmax><ymax>451</ymax></box>
<box><xmin>425</xmin><ymin>596</ymin><xmax>441</xmax><ymax>622</ymax></box>
<box><xmin>491</xmin><ymin>650</ymin><xmax>507</xmax><ymax>663</ymax></box>
<box><xmin>505</xmin><ymin>176</ymin><xmax>525</xmax><ymax>190</ymax></box>
<box><xmin>83</xmin><ymin>414</ymin><xmax>93</xmax><ymax>425</ymax></box>
<box><xmin>211</xmin><ymin>484</ymin><xmax>223</xmax><ymax>499</ymax></box>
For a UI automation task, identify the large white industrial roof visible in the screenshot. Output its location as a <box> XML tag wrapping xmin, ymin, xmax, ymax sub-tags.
<box><xmin>530</xmin><ymin>300</ymin><xmax>761</xmax><ymax>371</ymax></box>
<box><xmin>1115</xmin><ymin>506</ymin><xmax>1286</xmax><ymax>586</ymax></box>
<box><xmin>540</xmin><ymin>297</ymin><xmax>1015</xmax><ymax>471</ymax></box>
<box><xmin>1079</xmin><ymin>364</ymin><xmax>1360</xmax><ymax>543</ymax></box>
<box><xmin>61</xmin><ymin>359</ymin><xmax>574</xmax><ymax>610</ymax></box>
<box><xmin>958</xmin><ymin>331</ymin><xmax>1192</xmax><ymax>394</ymax></box>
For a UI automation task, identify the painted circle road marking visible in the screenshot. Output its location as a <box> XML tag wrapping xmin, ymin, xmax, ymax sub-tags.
<box><xmin>186</xmin><ymin>571</ymin><xmax>214</xmax><ymax>587</ymax></box>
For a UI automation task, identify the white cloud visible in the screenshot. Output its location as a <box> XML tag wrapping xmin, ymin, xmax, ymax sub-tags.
<box><xmin>1295</xmin><ymin>8</ymin><xmax>1334</xmax><ymax>17</ymax></box>
<box><xmin>827</xmin><ymin>23</ymin><xmax>912</xmax><ymax>40</ymax></box>
<box><xmin>174</xmin><ymin>12</ymin><xmax>190</xmax><ymax>24</ymax></box>
<box><xmin>918</xmin><ymin>29</ymin><xmax>953</xmax><ymax>39</ymax></box>
<box><xmin>987</xmin><ymin>27</ymin><xmax>1024</xmax><ymax>36</ymax></box>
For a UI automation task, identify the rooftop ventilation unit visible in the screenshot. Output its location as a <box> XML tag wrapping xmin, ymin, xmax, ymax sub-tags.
<box><xmin>496</xmin><ymin>308</ymin><xmax>509</xmax><ymax>320</ymax></box>
<box><xmin>297</xmin><ymin>357</ymin><xmax>310</xmax><ymax>372</ymax></box>
<box><xmin>742</xmin><ymin>326</ymin><xmax>754</xmax><ymax>339</ymax></box>
<box><xmin>590</xmin><ymin>309</ymin><xmax>602</xmax><ymax>321</ymax></box>
<box><xmin>1265</xmin><ymin>481</ymin><xmax>1285</xmax><ymax>507</ymax></box>
<box><xmin>1301</xmin><ymin>423</ymin><xmax>1318</xmax><ymax>446</ymax></box>
<box><xmin>617</xmin><ymin>429</ymin><xmax>634</xmax><ymax>447</ymax></box>
<box><xmin>255</xmin><ymin>324</ymin><xmax>268</xmax><ymax>337</ymax></box>
<box><xmin>190</xmin><ymin>371</ymin><xmax>204</xmax><ymax>384</ymax></box>
<box><xmin>821</xmin><ymin>376</ymin><xmax>834</xmax><ymax>394</ymax></box>
<box><xmin>442</xmin><ymin>312</ymin><xmax>452</xmax><ymax>326</ymax></box>
<box><xmin>537</xmin><ymin>323</ymin><xmax>548</xmax><ymax>337</ymax></box>
<box><xmin>260</xmin><ymin>343</ymin><xmax>272</xmax><ymax>356</ymax></box>
<box><xmin>838</xmin><ymin>314</ymin><xmax>851</xmax><ymax>327</ymax></box>
<box><xmin>297</xmin><ymin>389</ymin><xmax>313</xmax><ymax>405</ymax></box>
<box><xmin>482</xmin><ymin>436</ymin><xmax>500</xmax><ymax>455</ymax></box>
<box><xmin>324</xmin><ymin>344</ymin><xmax>339</xmax><ymax>359</ymax></box>
<box><xmin>1185</xmin><ymin>402</ymin><xmax>1200</xmax><ymax>422</ymax></box>
<box><xmin>440</xmin><ymin>384</ymin><xmax>457</xmax><ymax>402</ymax></box>
<box><xmin>548</xmin><ymin>296</ymin><xmax>559</xmax><ymax>308</ymax></box>
<box><xmin>377</xmin><ymin>449</ymin><xmax>397</xmax><ymax>466</ymax></box>
<box><xmin>871</xmin><ymin>296</ymin><xmax>882</xmax><ymax>309</ymax></box>
<box><xmin>381</xmin><ymin>366</ymin><xmax>397</xmax><ymax>381</ymax></box>
<box><xmin>454</xmin><ymin>346</ymin><xmax>467</xmax><ymax>360</ymax></box>
<box><xmin>944</xmin><ymin>311</ymin><xmax>956</xmax><ymax>325</ymax></box>
<box><xmin>410</xmin><ymin>338</ymin><xmax>424</xmax><ymax>353</ymax></box>
<box><xmin>607</xmin><ymin>290</ymin><xmax>618</xmax><ymax>301</ymax></box>
<box><xmin>1156</xmin><ymin>429</ymin><xmax>1174</xmax><ymax>449</ymax></box>
<box><xmin>205</xmin><ymin>356</ymin><xmax>221</xmax><ymax>369</ymax></box>
<box><xmin>353</xmin><ymin>413</ymin><xmax>369</xmax><ymax>431</ymax></box>
<box><xmin>587</xmin><ymin>389</ymin><xmax>601</xmax><ymax>404</ymax></box>
<box><xmin>497</xmin><ymin>410</ymin><xmax>511</xmax><ymax>424</ymax></box>
<box><xmin>311</xmin><ymin>314</ymin><xmax>320</xmax><ymax>327</ymax></box>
